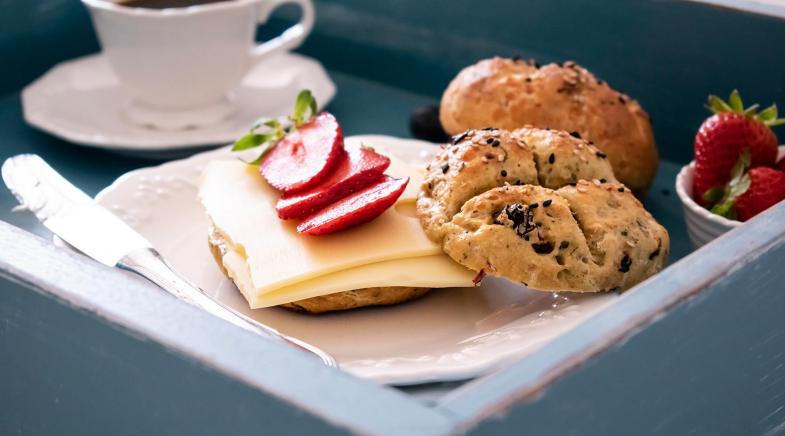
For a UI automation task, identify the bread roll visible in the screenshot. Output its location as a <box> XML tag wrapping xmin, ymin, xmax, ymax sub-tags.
<box><xmin>439</xmin><ymin>57</ymin><xmax>658</xmax><ymax>195</ymax></box>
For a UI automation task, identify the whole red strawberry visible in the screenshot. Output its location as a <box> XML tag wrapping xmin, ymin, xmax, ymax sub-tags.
<box><xmin>707</xmin><ymin>151</ymin><xmax>785</xmax><ymax>221</ymax></box>
<box><xmin>734</xmin><ymin>167</ymin><xmax>785</xmax><ymax>221</ymax></box>
<box><xmin>693</xmin><ymin>90</ymin><xmax>783</xmax><ymax>205</ymax></box>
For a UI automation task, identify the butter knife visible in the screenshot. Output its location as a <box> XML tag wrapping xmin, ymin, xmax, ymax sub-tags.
<box><xmin>1</xmin><ymin>154</ymin><xmax>337</xmax><ymax>368</ymax></box>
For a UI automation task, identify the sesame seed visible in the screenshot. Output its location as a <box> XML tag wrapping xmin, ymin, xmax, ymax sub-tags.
<box><xmin>529</xmin><ymin>202</ymin><xmax>539</xmax><ymax>209</ymax></box>
<box><xmin>596</xmin><ymin>151</ymin><xmax>607</xmax><ymax>158</ymax></box>
<box><xmin>492</xmin><ymin>139</ymin><xmax>501</xmax><ymax>147</ymax></box>
<box><xmin>543</xmin><ymin>199</ymin><xmax>552</xmax><ymax>207</ymax></box>
<box><xmin>486</xmin><ymin>138</ymin><xmax>494</xmax><ymax>145</ymax></box>
<box><xmin>451</xmin><ymin>132</ymin><xmax>469</xmax><ymax>144</ymax></box>
<box><xmin>441</xmin><ymin>164</ymin><xmax>449</xmax><ymax>174</ymax></box>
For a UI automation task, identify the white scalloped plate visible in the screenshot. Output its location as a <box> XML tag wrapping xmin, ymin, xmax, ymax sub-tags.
<box><xmin>95</xmin><ymin>135</ymin><xmax>618</xmax><ymax>385</ymax></box>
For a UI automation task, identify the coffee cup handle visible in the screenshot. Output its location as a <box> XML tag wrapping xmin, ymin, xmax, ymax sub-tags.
<box><xmin>252</xmin><ymin>0</ymin><xmax>314</xmax><ymax>62</ymax></box>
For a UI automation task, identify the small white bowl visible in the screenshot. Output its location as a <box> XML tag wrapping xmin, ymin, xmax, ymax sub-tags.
<box><xmin>675</xmin><ymin>146</ymin><xmax>785</xmax><ymax>248</ymax></box>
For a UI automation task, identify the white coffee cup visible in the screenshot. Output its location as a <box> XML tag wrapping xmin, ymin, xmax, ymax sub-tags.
<box><xmin>82</xmin><ymin>0</ymin><xmax>314</xmax><ymax>130</ymax></box>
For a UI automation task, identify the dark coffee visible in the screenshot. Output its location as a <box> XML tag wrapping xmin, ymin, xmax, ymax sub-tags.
<box><xmin>120</xmin><ymin>0</ymin><xmax>234</xmax><ymax>9</ymax></box>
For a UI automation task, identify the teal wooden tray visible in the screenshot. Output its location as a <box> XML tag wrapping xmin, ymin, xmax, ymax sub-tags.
<box><xmin>2</xmin><ymin>1</ymin><xmax>785</xmax><ymax>434</ymax></box>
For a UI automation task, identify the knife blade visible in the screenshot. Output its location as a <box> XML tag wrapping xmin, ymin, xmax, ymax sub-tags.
<box><xmin>1</xmin><ymin>154</ymin><xmax>337</xmax><ymax>368</ymax></box>
<box><xmin>2</xmin><ymin>154</ymin><xmax>151</xmax><ymax>266</ymax></box>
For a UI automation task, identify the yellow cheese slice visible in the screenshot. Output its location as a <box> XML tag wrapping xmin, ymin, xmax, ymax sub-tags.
<box><xmin>222</xmin><ymin>251</ymin><xmax>473</xmax><ymax>308</ymax></box>
<box><xmin>199</xmin><ymin>157</ymin><xmax>473</xmax><ymax>299</ymax></box>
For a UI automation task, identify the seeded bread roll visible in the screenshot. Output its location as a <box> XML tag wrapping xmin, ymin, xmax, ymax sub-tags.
<box><xmin>438</xmin><ymin>182</ymin><xmax>668</xmax><ymax>292</ymax></box>
<box><xmin>439</xmin><ymin>57</ymin><xmax>658</xmax><ymax>195</ymax></box>
<box><xmin>417</xmin><ymin>127</ymin><xmax>616</xmax><ymax>243</ymax></box>
<box><xmin>557</xmin><ymin>181</ymin><xmax>668</xmax><ymax>291</ymax></box>
<box><xmin>207</xmin><ymin>227</ymin><xmax>430</xmax><ymax>314</ymax></box>
<box><xmin>417</xmin><ymin>127</ymin><xmax>668</xmax><ymax>292</ymax></box>
<box><xmin>444</xmin><ymin>184</ymin><xmax>595</xmax><ymax>290</ymax></box>
<box><xmin>417</xmin><ymin>128</ymin><xmax>538</xmax><ymax>242</ymax></box>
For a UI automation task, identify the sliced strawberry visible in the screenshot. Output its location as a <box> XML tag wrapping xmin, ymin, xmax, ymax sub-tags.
<box><xmin>259</xmin><ymin>112</ymin><xmax>343</xmax><ymax>194</ymax></box>
<box><xmin>276</xmin><ymin>144</ymin><xmax>391</xmax><ymax>220</ymax></box>
<box><xmin>297</xmin><ymin>176</ymin><xmax>409</xmax><ymax>235</ymax></box>
<box><xmin>734</xmin><ymin>167</ymin><xmax>785</xmax><ymax>221</ymax></box>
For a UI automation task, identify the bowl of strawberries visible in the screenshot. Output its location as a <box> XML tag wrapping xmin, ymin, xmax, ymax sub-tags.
<box><xmin>676</xmin><ymin>90</ymin><xmax>785</xmax><ymax>248</ymax></box>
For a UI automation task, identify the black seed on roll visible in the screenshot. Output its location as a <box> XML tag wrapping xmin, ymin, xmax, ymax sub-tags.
<box><xmin>543</xmin><ymin>199</ymin><xmax>552</xmax><ymax>207</ymax></box>
<box><xmin>569</xmin><ymin>131</ymin><xmax>581</xmax><ymax>139</ymax></box>
<box><xmin>492</xmin><ymin>139</ymin><xmax>501</xmax><ymax>147</ymax></box>
<box><xmin>548</xmin><ymin>153</ymin><xmax>555</xmax><ymax>164</ymax></box>
<box><xmin>618</xmin><ymin>254</ymin><xmax>632</xmax><ymax>273</ymax></box>
<box><xmin>500</xmin><ymin>170</ymin><xmax>508</xmax><ymax>177</ymax></box>
<box><xmin>596</xmin><ymin>151</ymin><xmax>607</xmax><ymax>158</ymax></box>
<box><xmin>441</xmin><ymin>164</ymin><xmax>449</xmax><ymax>174</ymax></box>
<box><xmin>528</xmin><ymin>202</ymin><xmax>539</xmax><ymax>209</ymax></box>
<box><xmin>559</xmin><ymin>240</ymin><xmax>570</xmax><ymax>249</ymax></box>
<box><xmin>618</xmin><ymin>187</ymin><xmax>625</xmax><ymax>192</ymax></box>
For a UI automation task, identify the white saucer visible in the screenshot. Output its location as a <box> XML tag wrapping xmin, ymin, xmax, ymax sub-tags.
<box><xmin>22</xmin><ymin>53</ymin><xmax>336</xmax><ymax>158</ymax></box>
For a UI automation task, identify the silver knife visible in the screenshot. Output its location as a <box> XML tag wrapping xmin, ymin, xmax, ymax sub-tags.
<box><xmin>2</xmin><ymin>154</ymin><xmax>337</xmax><ymax>368</ymax></box>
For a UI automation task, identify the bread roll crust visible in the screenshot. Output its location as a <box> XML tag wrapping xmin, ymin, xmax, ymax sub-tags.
<box><xmin>439</xmin><ymin>57</ymin><xmax>658</xmax><ymax>195</ymax></box>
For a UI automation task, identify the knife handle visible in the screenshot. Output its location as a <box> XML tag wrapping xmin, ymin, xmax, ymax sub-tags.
<box><xmin>117</xmin><ymin>248</ymin><xmax>338</xmax><ymax>368</ymax></box>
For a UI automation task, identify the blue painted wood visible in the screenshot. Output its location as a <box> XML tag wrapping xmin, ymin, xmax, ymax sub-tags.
<box><xmin>3</xmin><ymin>0</ymin><xmax>785</xmax><ymax>165</ymax></box>
<box><xmin>0</xmin><ymin>221</ymin><xmax>454</xmax><ymax>435</ymax></box>
<box><xmin>0</xmin><ymin>0</ymin><xmax>785</xmax><ymax>434</ymax></box>
<box><xmin>440</xmin><ymin>200</ymin><xmax>785</xmax><ymax>435</ymax></box>
<box><xmin>296</xmin><ymin>0</ymin><xmax>785</xmax><ymax>164</ymax></box>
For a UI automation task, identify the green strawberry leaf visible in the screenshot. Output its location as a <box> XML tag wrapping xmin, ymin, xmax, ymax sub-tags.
<box><xmin>290</xmin><ymin>89</ymin><xmax>318</xmax><ymax>127</ymax></box>
<box><xmin>708</xmin><ymin>149</ymin><xmax>751</xmax><ymax>221</ymax></box>
<box><xmin>231</xmin><ymin>89</ymin><xmax>319</xmax><ymax>164</ymax></box>
<box><xmin>742</xmin><ymin>104</ymin><xmax>760</xmax><ymax>116</ymax></box>
<box><xmin>728</xmin><ymin>89</ymin><xmax>743</xmax><ymax>112</ymax></box>
<box><xmin>729</xmin><ymin>149</ymin><xmax>751</xmax><ymax>180</ymax></box>
<box><xmin>232</xmin><ymin>133</ymin><xmax>266</xmax><ymax>151</ymax></box>
<box><xmin>710</xmin><ymin>201</ymin><xmax>738</xmax><ymax>220</ymax></box>
<box><xmin>264</xmin><ymin>119</ymin><xmax>281</xmax><ymax>129</ymax></box>
<box><xmin>708</xmin><ymin>94</ymin><xmax>733</xmax><ymax>113</ymax></box>
<box><xmin>702</xmin><ymin>187</ymin><xmax>724</xmax><ymax>206</ymax></box>
<box><xmin>758</xmin><ymin>104</ymin><xmax>777</xmax><ymax>122</ymax></box>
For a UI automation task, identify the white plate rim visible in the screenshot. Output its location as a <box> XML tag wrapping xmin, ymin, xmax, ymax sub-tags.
<box><xmin>94</xmin><ymin>134</ymin><xmax>617</xmax><ymax>385</ymax></box>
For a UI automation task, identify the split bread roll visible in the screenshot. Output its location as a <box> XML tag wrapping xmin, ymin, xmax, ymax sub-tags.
<box><xmin>417</xmin><ymin>127</ymin><xmax>669</xmax><ymax>292</ymax></box>
<box><xmin>208</xmin><ymin>225</ymin><xmax>431</xmax><ymax>314</ymax></box>
<box><xmin>439</xmin><ymin>57</ymin><xmax>659</xmax><ymax>195</ymax></box>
